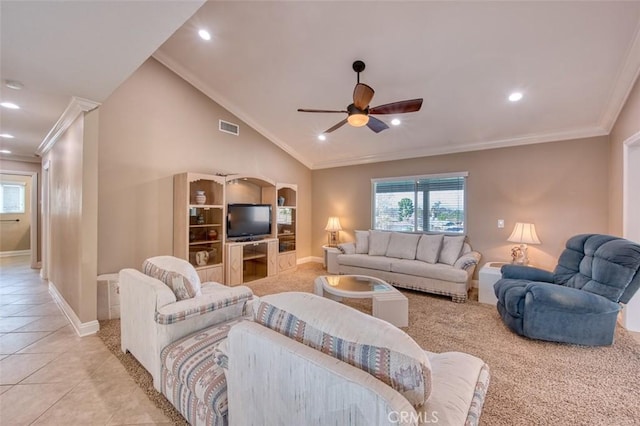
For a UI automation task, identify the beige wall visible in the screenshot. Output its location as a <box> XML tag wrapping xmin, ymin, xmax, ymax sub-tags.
<box><xmin>0</xmin><ymin>174</ymin><xmax>31</xmax><ymax>252</ymax></box>
<box><xmin>609</xmin><ymin>76</ymin><xmax>640</xmax><ymax>236</ymax></box>
<box><xmin>43</xmin><ymin>110</ymin><xmax>98</xmax><ymax>323</ymax></box>
<box><xmin>97</xmin><ymin>58</ymin><xmax>311</xmax><ymax>274</ymax></box>
<box><xmin>312</xmin><ymin>136</ymin><xmax>610</xmax><ymax>271</ymax></box>
<box><xmin>0</xmin><ymin>159</ymin><xmax>41</xmax><ymax>261</ymax></box>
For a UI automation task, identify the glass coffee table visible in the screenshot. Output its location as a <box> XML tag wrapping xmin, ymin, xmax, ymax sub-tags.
<box><xmin>313</xmin><ymin>275</ymin><xmax>408</xmax><ymax>327</ymax></box>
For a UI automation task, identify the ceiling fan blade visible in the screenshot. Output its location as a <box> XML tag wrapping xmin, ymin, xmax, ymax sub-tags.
<box><xmin>366</xmin><ymin>116</ymin><xmax>389</xmax><ymax>133</ymax></box>
<box><xmin>369</xmin><ymin>98</ymin><xmax>423</xmax><ymax>115</ymax></box>
<box><xmin>298</xmin><ymin>108</ymin><xmax>348</xmax><ymax>113</ymax></box>
<box><xmin>353</xmin><ymin>83</ymin><xmax>375</xmax><ymax>110</ymax></box>
<box><xmin>324</xmin><ymin>118</ymin><xmax>348</xmax><ymax>133</ymax></box>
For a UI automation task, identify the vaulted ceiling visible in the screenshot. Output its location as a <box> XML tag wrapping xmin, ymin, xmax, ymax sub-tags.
<box><xmin>2</xmin><ymin>1</ymin><xmax>640</xmax><ymax>169</ymax></box>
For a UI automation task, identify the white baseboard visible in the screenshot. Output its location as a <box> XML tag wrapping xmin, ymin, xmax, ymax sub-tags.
<box><xmin>48</xmin><ymin>281</ymin><xmax>100</xmax><ymax>337</ymax></box>
<box><xmin>298</xmin><ymin>256</ymin><xmax>323</xmax><ymax>264</ymax></box>
<box><xmin>0</xmin><ymin>249</ymin><xmax>30</xmax><ymax>258</ymax></box>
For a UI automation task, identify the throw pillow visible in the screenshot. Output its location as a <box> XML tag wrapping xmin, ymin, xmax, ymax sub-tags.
<box><xmin>438</xmin><ymin>235</ymin><xmax>466</xmax><ymax>265</ymax></box>
<box><xmin>386</xmin><ymin>232</ymin><xmax>421</xmax><ymax>260</ymax></box>
<box><xmin>337</xmin><ymin>243</ymin><xmax>355</xmax><ymax>255</ymax></box>
<box><xmin>354</xmin><ymin>230</ymin><xmax>370</xmax><ymax>254</ymax></box>
<box><xmin>368</xmin><ymin>230</ymin><xmax>392</xmax><ymax>256</ymax></box>
<box><xmin>416</xmin><ymin>234</ymin><xmax>444</xmax><ymax>264</ymax></box>
<box><xmin>253</xmin><ymin>292</ymin><xmax>432</xmax><ymax>408</ymax></box>
<box><xmin>142</xmin><ymin>256</ymin><xmax>202</xmax><ymax>300</ymax></box>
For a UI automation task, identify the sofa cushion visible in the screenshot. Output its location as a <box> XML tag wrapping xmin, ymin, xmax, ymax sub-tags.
<box><xmin>355</xmin><ymin>230</ymin><xmax>370</xmax><ymax>254</ymax></box>
<box><xmin>385</xmin><ymin>232</ymin><xmax>421</xmax><ymax>260</ymax></box>
<box><xmin>143</xmin><ymin>256</ymin><xmax>202</xmax><ymax>300</ymax></box>
<box><xmin>337</xmin><ymin>254</ymin><xmax>392</xmax><ymax>271</ymax></box>
<box><xmin>416</xmin><ymin>234</ymin><xmax>444</xmax><ymax>264</ymax></box>
<box><xmin>369</xmin><ymin>230</ymin><xmax>392</xmax><ymax>256</ymax></box>
<box><xmin>253</xmin><ymin>292</ymin><xmax>432</xmax><ymax>407</ymax></box>
<box><xmin>438</xmin><ymin>236</ymin><xmax>466</xmax><ymax>265</ymax></box>
<box><xmin>391</xmin><ymin>259</ymin><xmax>469</xmax><ymax>283</ymax></box>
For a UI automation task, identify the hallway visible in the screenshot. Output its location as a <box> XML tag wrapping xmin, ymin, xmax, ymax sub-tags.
<box><xmin>0</xmin><ymin>256</ymin><xmax>170</xmax><ymax>425</ymax></box>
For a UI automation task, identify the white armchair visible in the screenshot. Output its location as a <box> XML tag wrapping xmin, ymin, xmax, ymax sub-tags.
<box><xmin>120</xmin><ymin>257</ymin><xmax>255</xmax><ymax>391</ymax></box>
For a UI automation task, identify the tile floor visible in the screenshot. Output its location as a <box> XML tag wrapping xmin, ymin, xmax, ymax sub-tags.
<box><xmin>0</xmin><ymin>255</ymin><xmax>171</xmax><ymax>425</ymax></box>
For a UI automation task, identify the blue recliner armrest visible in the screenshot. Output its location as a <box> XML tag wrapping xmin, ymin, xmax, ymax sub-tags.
<box><xmin>501</xmin><ymin>265</ymin><xmax>554</xmax><ymax>282</ymax></box>
<box><xmin>521</xmin><ymin>282</ymin><xmax>622</xmax><ymax>345</ymax></box>
<box><xmin>526</xmin><ymin>283</ymin><xmax>621</xmax><ymax>314</ymax></box>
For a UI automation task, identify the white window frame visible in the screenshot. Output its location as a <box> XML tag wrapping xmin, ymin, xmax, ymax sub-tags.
<box><xmin>371</xmin><ymin>172</ymin><xmax>468</xmax><ymax>234</ymax></box>
<box><xmin>0</xmin><ymin>182</ymin><xmax>26</xmax><ymax>214</ymax></box>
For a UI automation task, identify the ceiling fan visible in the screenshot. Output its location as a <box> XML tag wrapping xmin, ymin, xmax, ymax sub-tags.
<box><xmin>297</xmin><ymin>60</ymin><xmax>423</xmax><ymax>134</ymax></box>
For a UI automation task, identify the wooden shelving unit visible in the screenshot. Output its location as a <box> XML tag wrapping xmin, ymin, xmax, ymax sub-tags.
<box><xmin>173</xmin><ymin>173</ymin><xmax>225</xmax><ymax>283</ymax></box>
<box><xmin>173</xmin><ymin>172</ymin><xmax>298</xmax><ymax>285</ymax></box>
<box><xmin>276</xmin><ymin>183</ymin><xmax>297</xmax><ymax>272</ymax></box>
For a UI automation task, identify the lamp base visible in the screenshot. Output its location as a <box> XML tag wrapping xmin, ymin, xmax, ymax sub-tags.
<box><xmin>327</xmin><ymin>231</ymin><xmax>339</xmax><ymax>248</ymax></box>
<box><xmin>511</xmin><ymin>244</ymin><xmax>530</xmax><ymax>265</ymax></box>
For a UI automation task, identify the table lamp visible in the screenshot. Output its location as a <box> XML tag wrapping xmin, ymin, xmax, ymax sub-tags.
<box><xmin>325</xmin><ymin>216</ymin><xmax>342</xmax><ymax>247</ymax></box>
<box><xmin>508</xmin><ymin>222</ymin><xmax>541</xmax><ymax>265</ymax></box>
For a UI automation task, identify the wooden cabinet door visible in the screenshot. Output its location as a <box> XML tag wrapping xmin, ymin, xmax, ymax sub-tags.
<box><xmin>278</xmin><ymin>252</ymin><xmax>297</xmax><ymax>272</ymax></box>
<box><xmin>267</xmin><ymin>240</ymin><xmax>278</xmax><ymax>276</ymax></box>
<box><xmin>227</xmin><ymin>245</ymin><xmax>244</xmax><ymax>286</ymax></box>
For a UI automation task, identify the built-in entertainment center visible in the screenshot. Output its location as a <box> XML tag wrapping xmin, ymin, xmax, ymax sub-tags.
<box><xmin>173</xmin><ymin>172</ymin><xmax>297</xmax><ymax>286</ymax></box>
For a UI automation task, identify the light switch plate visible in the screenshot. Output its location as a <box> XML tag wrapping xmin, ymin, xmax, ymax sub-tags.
<box><xmin>498</xmin><ymin>219</ymin><xmax>505</xmax><ymax>228</ymax></box>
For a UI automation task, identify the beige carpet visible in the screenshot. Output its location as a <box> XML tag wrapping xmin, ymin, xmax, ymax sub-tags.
<box><xmin>99</xmin><ymin>263</ymin><xmax>640</xmax><ymax>425</ymax></box>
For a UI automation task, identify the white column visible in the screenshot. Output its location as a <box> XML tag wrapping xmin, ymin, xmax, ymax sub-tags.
<box><xmin>623</xmin><ymin>134</ymin><xmax>640</xmax><ymax>331</ymax></box>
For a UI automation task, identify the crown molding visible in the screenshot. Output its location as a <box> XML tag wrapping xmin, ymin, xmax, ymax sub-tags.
<box><xmin>0</xmin><ymin>153</ymin><xmax>41</xmax><ymax>164</ymax></box>
<box><xmin>36</xmin><ymin>96</ymin><xmax>100</xmax><ymax>157</ymax></box>
<box><xmin>599</xmin><ymin>19</ymin><xmax>640</xmax><ymax>132</ymax></box>
<box><xmin>310</xmin><ymin>127</ymin><xmax>609</xmax><ymax>170</ymax></box>
<box><xmin>152</xmin><ymin>51</ymin><xmax>313</xmax><ymax>170</ymax></box>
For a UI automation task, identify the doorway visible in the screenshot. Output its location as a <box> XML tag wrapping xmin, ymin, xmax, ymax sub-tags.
<box><xmin>0</xmin><ymin>171</ymin><xmax>39</xmax><ymax>268</ymax></box>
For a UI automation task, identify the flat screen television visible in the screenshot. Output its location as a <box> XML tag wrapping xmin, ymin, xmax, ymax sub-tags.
<box><xmin>227</xmin><ymin>203</ymin><xmax>272</xmax><ymax>240</ymax></box>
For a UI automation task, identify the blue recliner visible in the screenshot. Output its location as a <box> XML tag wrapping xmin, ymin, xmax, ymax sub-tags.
<box><xmin>494</xmin><ymin>234</ymin><xmax>640</xmax><ymax>346</ymax></box>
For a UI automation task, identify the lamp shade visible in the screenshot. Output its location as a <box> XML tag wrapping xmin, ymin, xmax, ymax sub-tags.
<box><xmin>507</xmin><ymin>222</ymin><xmax>541</xmax><ymax>245</ymax></box>
<box><xmin>325</xmin><ymin>217</ymin><xmax>342</xmax><ymax>232</ymax></box>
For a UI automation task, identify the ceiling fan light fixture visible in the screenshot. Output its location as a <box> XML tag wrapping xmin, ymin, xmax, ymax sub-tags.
<box><xmin>391</xmin><ymin>118</ymin><xmax>401</xmax><ymax>126</ymax></box>
<box><xmin>318</xmin><ymin>134</ymin><xmax>327</xmax><ymax>141</ymax></box>
<box><xmin>347</xmin><ymin>113</ymin><xmax>369</xmax><ymax>127</ymax></box>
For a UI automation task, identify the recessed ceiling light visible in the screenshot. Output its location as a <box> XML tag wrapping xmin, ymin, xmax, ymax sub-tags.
<box><xmin>318</xmin><ymin>134</ymin><xmax>327</xmax><ymax>141</ymax></box>
<box><xmin>0</xmin><ymin>133</ymin><xmax>14</xmax><ymax>138</ymax></box>
<box><xmin>198</xmin><ymin>29</ymin><xmax>211</xmax><ymax>41</ymax></box>
<box><xmin>0</xmin><ymin>149</ymin><xmax>11</xmax><ymax>154</ymax></box>
<box><xmin>1</xmin><ymin>102</ymin><xmax>20</xmax><ymax>109</ymax></box>
<box><xmin>5</xmin><ymin>80</ymin><xmax>23</xmax><ymax>90</ymax></box>
<box><xmin>508</xmin><ymin>92</ymin><xmax>523</xmax><ymax>102</ymax></box>
<box><xmin>391</xmin><ymin>118</ymin><xmax>401</xmax><ymax>126</ymax></box>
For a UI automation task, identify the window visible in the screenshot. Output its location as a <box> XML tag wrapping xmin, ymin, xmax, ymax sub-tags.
<box><xmin>372</xmin><ymin>172</ymin><xmax>467</xmax><ymax>234</ymax></box>
<box><xmin>0</xmin><ymin>182</ymin><xmax>26</xmax><ymax>214</ymax></box>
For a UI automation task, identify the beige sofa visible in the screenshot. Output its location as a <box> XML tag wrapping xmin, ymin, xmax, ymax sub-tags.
<box><xmin>335</xmin><ymin>230</ymin><xmax>481</xmax><ymax>302</ymax></box>
<box><xmin>228</xmin><ymin>292</ymin><xmax>490</xmax><ymax>425</ymax></box>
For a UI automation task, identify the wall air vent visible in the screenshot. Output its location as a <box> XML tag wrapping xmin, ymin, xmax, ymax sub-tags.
<box><xmin>219</xmin><ymin>120</ymin><xmax>240</xmax><ymax>136</ymax></box>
